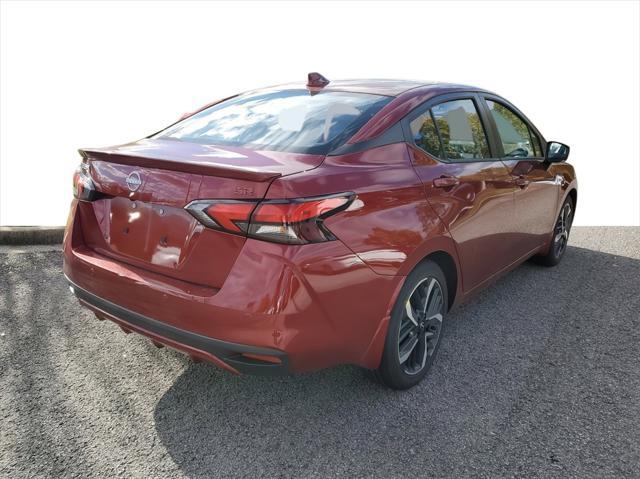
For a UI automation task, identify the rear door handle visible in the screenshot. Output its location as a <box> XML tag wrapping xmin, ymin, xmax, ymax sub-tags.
<box><xmin>433</xmin><ymin>176</ymin><xmax>460</xmax><ymax>188</ymax></box>
<box><xmin>514</xmin><ymin>175</ymin><xmax>530</xmax><ymax>188</ymax></box>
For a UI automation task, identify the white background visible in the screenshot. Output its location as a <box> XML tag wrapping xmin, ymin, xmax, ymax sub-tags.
<box><xmin>1</xmin><ymin>0</ymin><xmax>639</xmax><ymax>226</ymax></box>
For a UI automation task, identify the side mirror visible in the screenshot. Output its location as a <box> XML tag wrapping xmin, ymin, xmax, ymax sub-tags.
<box><xmin>546</xmin><ymin>141</ymin><xmax>570</xmax><ymax>162</ymax></box>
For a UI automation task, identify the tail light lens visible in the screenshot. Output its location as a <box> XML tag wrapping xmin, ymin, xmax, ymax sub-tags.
<box><xmin>186</xmin><ymin>194</ymin><xmax>354</xmax><ymax>244</ymax></box>
<box><xmin>72</xmin><ymin>162</ymin><xmax>100</xmax><ymax>201</ymax></box>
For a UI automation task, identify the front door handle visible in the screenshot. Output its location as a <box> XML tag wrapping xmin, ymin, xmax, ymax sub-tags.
<box><xmin>514</xmin><ymin>175</ymin><xmax>530</xmax><ymax>188</ymax></box>
<box><xmin>433</xmin><ymin>176</ymin><xmax>460</xmax><ymax>188</ymax></box>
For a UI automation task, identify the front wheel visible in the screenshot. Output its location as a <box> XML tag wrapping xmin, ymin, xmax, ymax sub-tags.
<box><xmin>533</xmin><ymin>196</ymin><xmax>574</xmax><ymax>267</ymax></box>
<box><xmin>375</xmin><ymin>261</ymin><xmax>448</xmax><ymax>390</ymax></box>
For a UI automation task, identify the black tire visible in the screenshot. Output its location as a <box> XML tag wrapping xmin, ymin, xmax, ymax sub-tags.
<box><xmin>533</xmin><ymin>196</ymin><xmax>575</xmax><ymax>267</ymax></box>
<box><xmin>375</xmin><ymin>260</ymin><xmax>448</xmax><ymax>390</ymax></box>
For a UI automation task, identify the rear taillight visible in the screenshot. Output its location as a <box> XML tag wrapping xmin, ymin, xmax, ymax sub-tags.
<box><xmin>186</xmin><ymin>194</ymin><xmax>354</xmax><ymax>244</ymax></box>
<box><xmin>72</xmin><ymin>162</ymin><xmax>99</xmax><ymax>201</ymax></box>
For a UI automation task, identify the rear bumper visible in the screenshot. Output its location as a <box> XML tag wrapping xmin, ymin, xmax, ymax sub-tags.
<box><xmin>67</xmin><ymin>276</ymin><xmax>290</xmax><ymax>375</ymax></box>
<box><xmin>63</xmin><ymin>200</ymin><xmax>401</xmax><ymax>373</ymax></box>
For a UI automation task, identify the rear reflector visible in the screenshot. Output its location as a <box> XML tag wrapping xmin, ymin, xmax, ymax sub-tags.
<box><xmin>186</xmin><ymin>193</ymin><xmax>354</xmax><ymax>244</ymax></box>
<box><xmin>241</xmin><ymin>353</ymin><xmax>283</xmax><ymax>364</ymax></box>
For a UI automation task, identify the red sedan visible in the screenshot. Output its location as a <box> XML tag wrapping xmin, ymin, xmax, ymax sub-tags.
<box><xmin>65</xmin><ymin>73</ymin><xmax>576</xmax><ymax>389</ymax></box>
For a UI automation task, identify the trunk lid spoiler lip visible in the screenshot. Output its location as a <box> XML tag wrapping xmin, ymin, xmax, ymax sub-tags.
<box><xmin>80</xmin><ymin>150</ymin><xmax>281</xmax><ymax>182</ymax></box>
<box><xmin>79</xmin><ymin>139</ymin><xmax>325</xmax><ymax>182</ymax></box>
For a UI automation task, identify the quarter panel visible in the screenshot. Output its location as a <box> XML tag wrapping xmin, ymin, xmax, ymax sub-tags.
<box><xmin>267</xmin><ymin>143</ymin><xmax>449</xmax><ymax>276</ymax></box>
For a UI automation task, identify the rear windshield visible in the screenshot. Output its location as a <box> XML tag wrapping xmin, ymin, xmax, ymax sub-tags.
<box><xmin>152</xmin><ymin>89</ymin><xmax>391</xmax><ymax>155</ymax></box>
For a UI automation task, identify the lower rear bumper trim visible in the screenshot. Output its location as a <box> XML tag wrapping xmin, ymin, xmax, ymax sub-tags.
<box><xmin>66</xmin><ymin>276</ymin><xmax>289</xmax><ymax>376</ymax></box>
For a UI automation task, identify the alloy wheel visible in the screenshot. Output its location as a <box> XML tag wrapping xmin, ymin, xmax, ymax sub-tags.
<box><xmin>398</xmin><ymin>277</ymin><xmax>444</xmax><ymax>375</ymax></box>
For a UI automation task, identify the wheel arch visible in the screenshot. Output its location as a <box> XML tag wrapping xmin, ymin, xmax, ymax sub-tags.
<box><xmin>553</xmin><ymin>185</ymin><xmax>577</xmax><ymax>230</ymax></box>
<box><xmin>567</xmin><ymin>188</ymin><xmax>577</xmax><ymax>213</ymax></box>
<box><xmin>416</xmin><ymin>251</ymin><xmax>458</xmax><ymax>313</ymax></box>
<box><xmin>358</xmin><ymin>241</ymin><xmax>462</xmax><ymax>369</ymax></box>
<box><xmin>398</xmin><ymin>233</ymin><xmax>462</xmax><ymax>311</ymax></box>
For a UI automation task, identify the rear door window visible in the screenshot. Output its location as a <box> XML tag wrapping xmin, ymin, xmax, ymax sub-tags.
<box><xmin>486</xmin><ymin>100</ymin><xmax>542</xmax><ymax>158</ymax></box>
<box><xmin>410</xmin><ymin>99</ymin><xmax>490</xmax><ymax>161</ymax></box>
<box><xmin>153</xmin><ymin>90</ymin><xmax>391</xmax><ymax>155</ymax></box>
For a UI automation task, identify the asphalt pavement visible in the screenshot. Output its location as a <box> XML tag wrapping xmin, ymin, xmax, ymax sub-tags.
<box><xmin>1</xmin><ymin>227</ymin><xmax>639</xmax><ymax>478</ymax></box>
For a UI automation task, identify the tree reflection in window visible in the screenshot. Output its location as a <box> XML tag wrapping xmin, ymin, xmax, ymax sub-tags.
<box><xmin>431</xmin><ymin>100</ymin><xmax>489</xmax><ymax>160</ymax></box>
<box><xmin>487</xmin><ymin>100</ymin><xmax>541</xmax><ymax>158</ymax></box>
<box><xmin>411</xmin><ymin>99</ymin><xmax>490</xmax><ymax>161</ymax></box>
<box><xmin>410</xmin><ymin>111</ymin><xmax>442</xmax><ymax>158</ymax></box>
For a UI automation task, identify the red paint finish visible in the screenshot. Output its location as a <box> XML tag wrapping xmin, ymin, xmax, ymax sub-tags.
<box><xmin>410</xmin><ymin>146</ymin><xmax>519</xmax><ymax>292</ymax></box>
<box><xmin>502</xmin><ymin>158</ymin><xmax>560</xmax><ymax>256</ymax></box>
<box><xmin>64</xmin><ymin>79</ymin><xmax>577</xmax><ymax>374</ymax></box>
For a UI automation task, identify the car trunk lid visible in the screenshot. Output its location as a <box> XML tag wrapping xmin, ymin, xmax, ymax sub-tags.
<box><xmin>77</xmin><ymin>139</ymin><xmax>324</xmax><ymax>289</ymax></box>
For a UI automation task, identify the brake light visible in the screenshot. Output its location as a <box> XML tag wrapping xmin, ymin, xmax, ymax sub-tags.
<box><xmin>72</xmin><ymin>162</ymin><xmax>100</xmax><ymax>201</ymax></box>
<box><xmin>205</xmin><ymin>202</ymin><xmax>256</xmax><ymax>232</ymax></box>
<box><xmin>251</xmin><ymin>198</ymin><xmax>347</xmax><ymax>223</ymax></box>
<box><xmin>185</xmin><ymin>194</ymin><xmax>354</xmax><ymax>244</ymax></box>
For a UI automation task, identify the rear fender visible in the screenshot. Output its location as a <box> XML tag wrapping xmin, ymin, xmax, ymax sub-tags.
<box><xmin>359</xmin><ymin>233</ymin><xmax>463</xmax><ymax>369</ymax></box>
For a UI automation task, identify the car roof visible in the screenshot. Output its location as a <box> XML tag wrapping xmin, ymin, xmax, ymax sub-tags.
<box><xmin>310</xmin><ymin>79</ymin><xmax>431</xmax><ymax>96</ymax></box>
<box><xmin>256</xmin><ymin>78</ymin><xmax>486</xmax><ymax>97</ymax></box>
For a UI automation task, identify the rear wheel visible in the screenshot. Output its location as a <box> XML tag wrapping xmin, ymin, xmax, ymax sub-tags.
<box><xmin>376</xmin><ymin>261</ymin><xmax>448</xmax><ymax>390</ymax></box>
<box><xmin>533</xmin><ymin>196</ymin><xmax>574</xmax><ymax>267</ymax></box>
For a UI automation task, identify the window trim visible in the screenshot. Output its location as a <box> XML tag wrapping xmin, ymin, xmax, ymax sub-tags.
<box><xmin>401</xmin><ymin>92</ymin><xmax>499</xmax><ymax>164</ymax></box>
<box><xmin>477</xmin><ymin>94</ymin><xmax>547</xmax><ymax>161</ymax></box>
